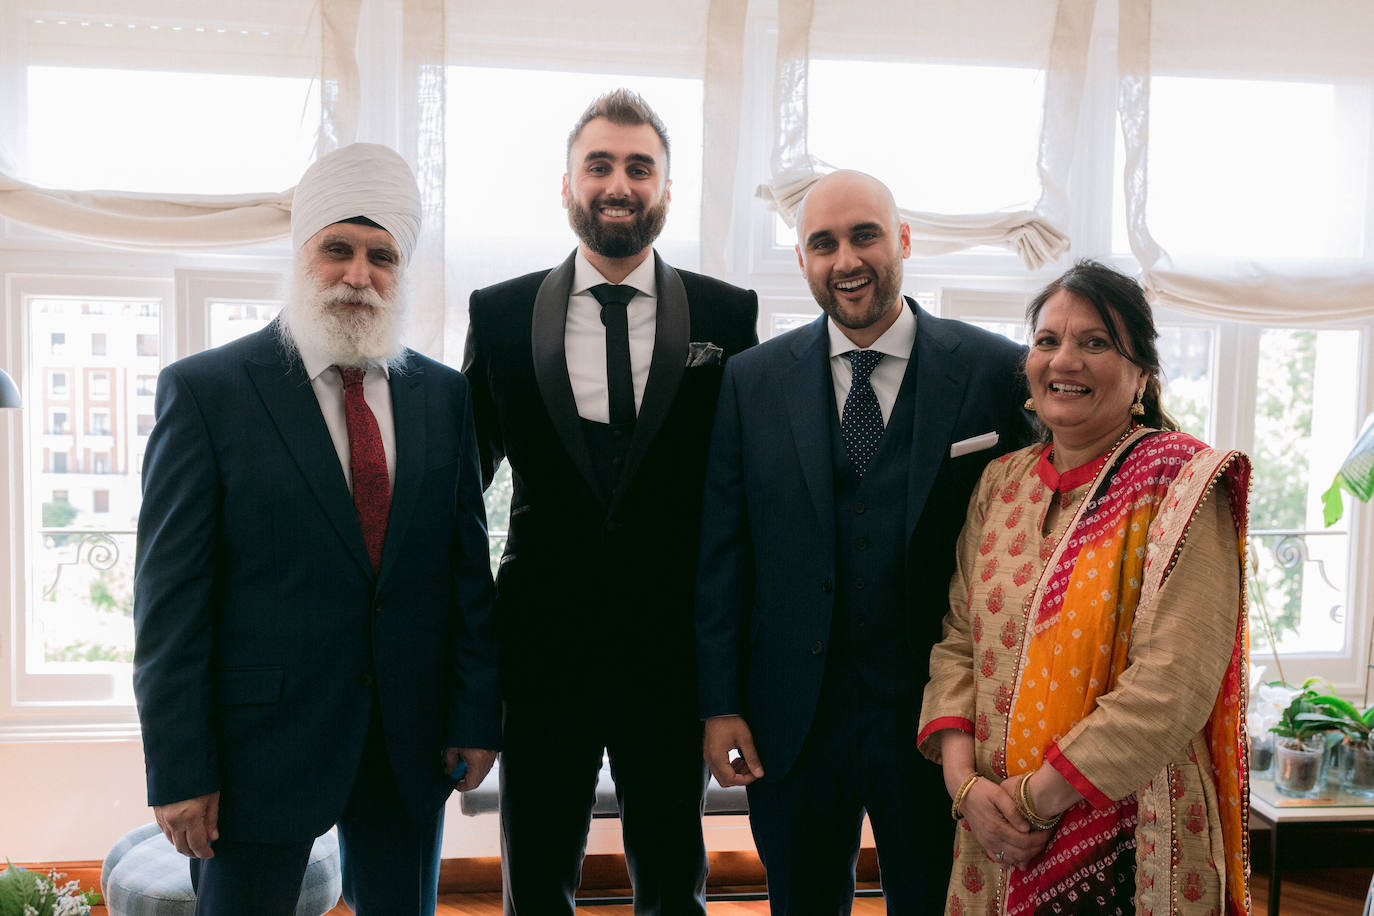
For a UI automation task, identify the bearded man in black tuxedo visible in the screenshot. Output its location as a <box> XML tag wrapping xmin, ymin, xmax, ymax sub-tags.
<box><xmin>463</xmin><ymin>89</ymin><xmax>758</xmax><ymax>915</ymax></box>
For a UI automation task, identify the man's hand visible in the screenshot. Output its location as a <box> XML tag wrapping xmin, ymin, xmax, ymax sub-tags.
<box><xmin>444</xmin><ymin>747</ymin><xmax>497</xmax><ymax>792</ymax></box>
<box><xmin>703</xmin><ymin>715</ymin><xmax>764</xmax><ymax>787</ymax></box>
<box><xmin>154</xmin><ymin>792</ymin><xmax>220</xmax><ymax>858</ymax></box>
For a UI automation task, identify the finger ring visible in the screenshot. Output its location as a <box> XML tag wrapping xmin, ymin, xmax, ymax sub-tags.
<box><xmin>996</xmin><ymin>849</ymin><xmax>1005</xmax><ymax>862</ymax></box>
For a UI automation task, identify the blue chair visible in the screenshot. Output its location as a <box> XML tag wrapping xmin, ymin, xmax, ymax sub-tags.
<box><xmin>101</xmin><ymin>823</ymin><xmax>341</xmax><ymax>916</ymax></box>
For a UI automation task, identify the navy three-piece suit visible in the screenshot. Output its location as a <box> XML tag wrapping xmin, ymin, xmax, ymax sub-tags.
<box><xmin>695</xmin><ymin>300</ymin><xmax>1032</xmax><ymax>913</ymax></box>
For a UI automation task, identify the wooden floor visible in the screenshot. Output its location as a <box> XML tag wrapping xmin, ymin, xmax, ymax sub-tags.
<box><xmin>316</xmin><ymin>872</ymin><xmax>1368</xmax><ymax>915</ymax></box>
<box><xmin>89</xmin><ymin>873</ymin><xmax>1367</xmax><ymax>916</ymax></box>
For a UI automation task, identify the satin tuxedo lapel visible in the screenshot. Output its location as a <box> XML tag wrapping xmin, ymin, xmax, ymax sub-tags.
<box><xmin>609</xmin><ymin>252</ymin><xmax>689</xmax><ymax>514</ymax></box>
<box><xmin>783</xmin><ymin>315</ymin><xmax>837</xmax><ymax>556</ymax></box>
<box><xmin>243</xmin><ymin>338</ymin><xmax>375</xmax><ymax>580</ymax></box>
<box><xmin>530</xmin><ymin>251</ymin><xmax>601</xmax><ymax>498</ymax></box>
<box><xmin>904</xmin><ymin>302</ymin><xmax>969</xmax><ymax>544</ymax></box>
<box><xmin>378</xmin><ymin>357</ymin><xmax>426</xmax><ymax>586</ymax></box>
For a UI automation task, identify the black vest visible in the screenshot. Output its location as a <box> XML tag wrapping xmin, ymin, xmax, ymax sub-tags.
<box><xmin>827</xmin><ymin>354</ymin><xmax>919</xmax><ymax>702</ymax></box>
<box><xmin>581</xmin><ymin>416</ymin><xmax>634</xmax><ymax>502</ymax></box>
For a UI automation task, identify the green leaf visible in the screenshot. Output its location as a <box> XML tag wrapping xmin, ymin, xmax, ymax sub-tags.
<box><xmin>1321</xmin><ymin>478</ymin><xmax>1346</xmax><ymax>527</ymax></box>
<box><xmin>0</xmin><ymin>863</ymin><xmax>41</xmax><ymax>915</ymax></box>
<box><xmin>1310</xmin><ymin>695</ymin><xmax>1365</xmax><ymax>722</ymax></box>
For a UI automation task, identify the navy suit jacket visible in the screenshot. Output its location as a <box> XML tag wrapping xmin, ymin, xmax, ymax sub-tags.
<box><xmin>464</xmin><ymin>250</ymin><xmax>758</xmax><ymax>706</ymax></box>
<box><xmin>133</xmin><ymin>324</ymin><xmax>500</xmax><ymax>843</ymax></box>
<box><xmin>695</xmin><ymin>301</ymin><xmax>1033</xmax><ymax>780</ymax></box>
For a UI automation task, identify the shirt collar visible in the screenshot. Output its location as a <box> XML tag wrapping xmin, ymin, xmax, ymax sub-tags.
<box><xmin>572</xmin><ymin>248</ymin><xmax>658</xmax><ymax>298</ymax></box>
<box><xmin>827</xmin><ymin>297</ymin><xmax>917</xmax><ymax>360</ymax></box>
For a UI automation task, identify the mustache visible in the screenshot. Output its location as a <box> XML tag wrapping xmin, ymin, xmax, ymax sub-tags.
<box><xmin>315</xmin><ymin>282</ymin><xmax>388</xmax><ymax>309</ymax></box>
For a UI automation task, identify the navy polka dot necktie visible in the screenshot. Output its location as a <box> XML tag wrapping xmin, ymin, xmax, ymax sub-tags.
<box><xmin>842</xmin><ymin>349</ymin><xmax>885</xmax><ymax>477</ymax></box>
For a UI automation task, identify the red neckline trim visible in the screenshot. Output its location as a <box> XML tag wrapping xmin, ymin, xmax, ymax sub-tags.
<box><xmin>1035</xmin><ymin>440</ymin><xmax>1116</xmax><ymax>492</ymax></box>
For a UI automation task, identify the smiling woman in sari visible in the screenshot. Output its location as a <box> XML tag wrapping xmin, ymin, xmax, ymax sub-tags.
<box><xmin>918</xmin><ymin>260</ymin><xmax>1251</xmax><ymax>915</ymax></box>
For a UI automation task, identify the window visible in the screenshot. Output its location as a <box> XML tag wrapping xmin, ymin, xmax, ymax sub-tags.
<box><xmin>136</xmin><ymin>375</ymin><xmax>157</xmax><ymax>397</ymax></box>
<box><xmin>135</xmin><ymin>334</ymin><xmax>159</xmax><ymax>357</ymax></box>
<box><xmin>208</xmin><ymin>300</ymin><xmax>279</xmax><ymax>348</ymax></box>
<box><xmin>10</xmin><ymin>280</ymin><xmax>171</xmax><ymax>714</ymax></box>
<box><xmin>91</xmin><ymin>332</ymin><xmax>107</xmax><ymax>356</ymax></box>
<box><xmin>136</xmin><ymin>414</ymin><xmax>154</xmax><ymax>436</ymax></box>
<box><xmin>49</xmin><ymin>371</ymin><xmax>68</xmax><ymax>398</ymax></box>
<box><xmin>1248</xmin><ymin>329</ymin><xmax>1362</xmax><ymax>662</ymax></box>
<box><xmin>49</xmin><ymin>331</ymin><xmax>66</xmax><ymax>354</ymax></box>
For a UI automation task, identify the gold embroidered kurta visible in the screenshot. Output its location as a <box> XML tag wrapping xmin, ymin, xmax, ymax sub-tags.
<box><xmin>919</xmin><ymin>441</ymin><xmax>1246</xmax><ymax>915</ymax></box>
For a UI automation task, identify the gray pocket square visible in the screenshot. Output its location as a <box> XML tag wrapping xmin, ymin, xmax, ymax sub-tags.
<box><xmin>686</xmin><ymin>341</ymin><xmax>725</xmax><ymax>368</ymax></box>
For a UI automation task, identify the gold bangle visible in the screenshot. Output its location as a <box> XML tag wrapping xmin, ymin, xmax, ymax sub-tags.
<box><xmin>1015</xmin><ymin>773</ymin><xmax>1062</xmax><ymax>831</ymax></box>
<box><xmin>950</xmin><ymin>771</ymin><xmax>982</xmax><ymax>821</ymax></box>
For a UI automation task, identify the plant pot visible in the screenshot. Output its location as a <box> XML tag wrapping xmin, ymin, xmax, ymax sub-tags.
<box><xmin>1248</xmin><ymin>731</ymin><xmax>1274</xmax><ymax>777</ymax></box>
<box><xmin>1321</xmin><ymin>731</ymin><xmax>1345</xmax><ymax>786</ymax></box>
<box><xmin>1341</xmin><ymin>739</ymin><xmax>1374</xmax><ymax>798</ymax></box>
<box><xmin>1274</xmin><ymin>735</ymin><xmax>1325</xmax><ymax>797</ymax></box>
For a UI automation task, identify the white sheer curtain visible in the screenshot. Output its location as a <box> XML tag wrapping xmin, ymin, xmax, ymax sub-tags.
<box><xmin>434</xmin><ymin>0</ymin><xmax>748</xmax><ymax>359</ymax></box>
<box><xmin>1117</xmin><ymin>0</ymin><xmax>1374</xmax><ymax>324</ymax></box>
<box><xmin>0</xmin><ymin>0</ymin><xmax>360</xmax><ymax>248</ymax></box>
<box><xmin>761</xmin><ymin>0</ymin><xmax>1093</xmax><ymax>269</ymax></box>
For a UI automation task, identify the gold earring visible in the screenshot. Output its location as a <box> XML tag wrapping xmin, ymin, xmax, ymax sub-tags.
<box><xmin>1130</xmin><ymin>389</ymin><xmax>1145</xmax><ymax>417</ymax></box>
<box><xmin>1024</xmin><ymin>398</ymin><xmax>1036</xmax><ymax>412</ymax></box>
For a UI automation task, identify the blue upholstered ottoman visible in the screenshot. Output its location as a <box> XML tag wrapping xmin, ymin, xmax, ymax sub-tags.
<box><xmin>100</xmin><ymin>822</ymin><xmax>341</xmax><ymax>916</ymax></box>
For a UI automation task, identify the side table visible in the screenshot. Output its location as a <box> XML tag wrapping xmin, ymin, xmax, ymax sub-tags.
<box><xmin>1249</xmin><ymin>776</ymin><xmax>1374</xmax><ymax>914</ymax></box>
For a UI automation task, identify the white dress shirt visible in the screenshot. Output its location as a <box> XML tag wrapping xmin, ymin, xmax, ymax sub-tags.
<box><xmin>826</xmin><ymin>300</ymin><xmax>917</xmax><ymax>424</ymax></box>
<box><xmin>296</xmin><ymin>342</ymin><xmax>398</xmax><ymax>493</ymax></box>
<box><xmin>565</xmin><ymin>249</ymin><xmax>658</xmax><ymax>424</ymax></box>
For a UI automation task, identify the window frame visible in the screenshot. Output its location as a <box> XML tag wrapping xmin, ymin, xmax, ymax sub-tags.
<box><xmin>1</xmin><ymin>261</ymin><xmax>284</xmax><ymax>738</ymax></box>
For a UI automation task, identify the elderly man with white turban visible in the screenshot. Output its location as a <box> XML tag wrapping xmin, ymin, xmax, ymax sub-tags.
<box><xmin>133</xmin><ymin>143</ymin><xmax>501</xmax><ymax>915</ymax></box>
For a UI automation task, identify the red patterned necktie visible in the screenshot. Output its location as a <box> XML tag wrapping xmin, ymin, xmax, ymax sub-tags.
<box><xmin>338</xmin><ymin>367</ymin><xmax>390</xmax><ymax>571</ymax></box>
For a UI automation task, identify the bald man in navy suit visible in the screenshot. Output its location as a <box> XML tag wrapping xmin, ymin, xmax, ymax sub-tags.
<box><xmin>695</xmin><ymin>171</ymin><xmax>1033</xmax><ymax>914</ymax></box>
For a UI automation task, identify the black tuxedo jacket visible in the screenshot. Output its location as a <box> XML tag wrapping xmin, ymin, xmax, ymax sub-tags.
<box><xmin>132</xmin><ymin>324</ymin><xmax>500</xmax><ymax>843</ymax></box>
<box><xmin>463</xmin><ymin>250</ymin><xmax>758</xmax><ymax>705</ymax></box>
<box><xmin>695</xmin><ymin>302</ymin><xmax>1034</xmax><ymax>779</ymax></box>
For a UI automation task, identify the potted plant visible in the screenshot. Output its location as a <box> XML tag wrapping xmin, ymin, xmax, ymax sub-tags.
<box><xmin>1268</xmin><ymin>679</ymin><xmax>1341</xmax><ymax>797</ymax></box>
<box><xmin>1306</xmin><ymin>692</ymin><xmax>1374</xmax><ymax>797</ymax></box>
<box><xmin>0</xmin><ymin>863</ymin><xmax>100</xmax><ymax>916</ymax></box>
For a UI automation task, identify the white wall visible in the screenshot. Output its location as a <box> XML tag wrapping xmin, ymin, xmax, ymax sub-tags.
<box><xmin>0</xmin><ymin>739</ymin><xmax>774</xmax><ymax>862</ymax></box>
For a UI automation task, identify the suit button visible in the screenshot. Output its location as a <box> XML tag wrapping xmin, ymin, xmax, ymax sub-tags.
<box><xmin>856</xmin><ymin>537</ymin><xmax>869</xmax><ymax>551</ymax></box>
<box><xmin>811</xmin><ymin>640</ymin><xmax>824</xmax><ymax>655</ymax></box>
<box><xmin>372</xmin><ymin>603</ymin><xmax>382</xmax><ymax>617</ymax></box>
<box><xmin>822</xmin><ymin>578</ymin><xmax>833</xmax><ymax>594</ymax></box>
<box><xmin>612</xmin><ymin>456</ymin><xmax>623</xmax><ymax>467</ymax></box>
<box><xmin>605</xmin><ymin>520</ymin><xmax>618</xmax><ymax>534</ymax></box>
<box><xmin>857</xmin><ymin>615</ymin><xmax>867</xmax><ymax>628</ymax></box>
<box><xmin>360</xmin><ymin>673</ymin><xmax>375</xmax><ymax>688</ymax></box>
<box><xmin>855</xmin><ymin>577</ymin><xmax>866</xmax><ymax>591</ymax></box>
<box><xmin>854</xmin><ymin>500</ymin><xmax>867</xmax><ymax>515</ymax></box>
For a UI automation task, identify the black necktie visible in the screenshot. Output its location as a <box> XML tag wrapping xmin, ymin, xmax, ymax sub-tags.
<box><xmin>842</xmin><ymin>350</ymin><xmax>885</xmax><ymax>477</ymax></box>
<box><xmin>589</xmin><ymin>283</ymin><xmax>638</xmax><ymax>426</ymax></box>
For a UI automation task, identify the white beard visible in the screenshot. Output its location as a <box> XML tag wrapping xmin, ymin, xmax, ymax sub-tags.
<box><xmin>278</xmin><ymin>259</ymin><xmax>409</xmax><ymax>371</ymax></box>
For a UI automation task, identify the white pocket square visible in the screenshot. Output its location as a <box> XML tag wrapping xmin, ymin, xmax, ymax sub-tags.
<box><xmin>950</xmin><ymin>432</ymin><xmax>999</xmax><ymax>458</ymax></box>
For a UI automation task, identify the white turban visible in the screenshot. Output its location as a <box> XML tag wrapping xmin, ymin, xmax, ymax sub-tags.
<box><xmin>290</xmin><ymin>143</ymin><xmax>422</xmax><ymax>262</ymax></box>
